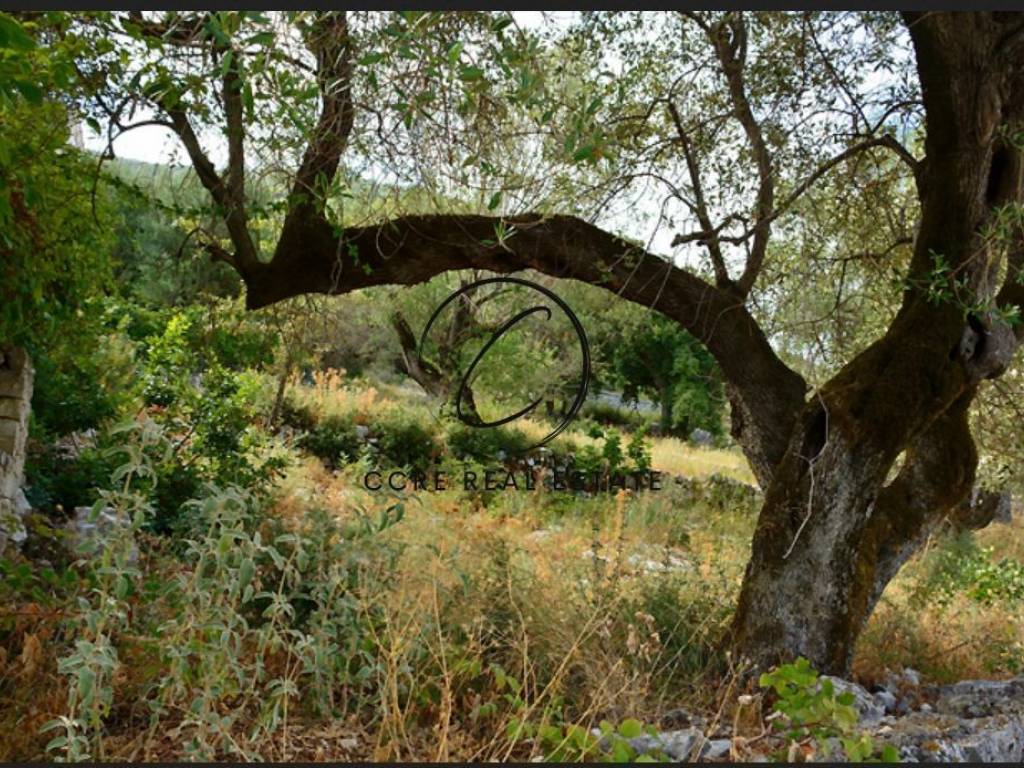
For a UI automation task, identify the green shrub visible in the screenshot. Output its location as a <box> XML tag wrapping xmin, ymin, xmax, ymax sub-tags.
<box><xmin>204</xmin><ymin>317</ymin><xmax>276</xmax><ymax>371</ymax></box>
<box><xmin>916</xmin><ymin>533</ymin><xmax>1024</xmax><ymax>606</ymax></box>
<box><xmin>148</xmin><ymin>461</ymin><xmax>203</xmax><ymax>535</ymax></box>
<box><xmin>24</xmin><ymin>444</ymin><xmax>119</xmax><ymax>515</ymax></box>
<box><xmin>45</xmin><ymin>419</ymin><xmax>405</xmax><ymax>759</ymax></box>
<box><xmin>579</xmin><ymin>401</ymin><xmax>654</xmax><ymax>432</ymax></box>
<box><xmin>297</xmin><ymin>413</ymin><xmax>362</xmax><ymax>468</ymax></box>
<box><xmin>445</xmin><ymin>423</ymin><xmax>531</xmax><ymax>462</ymax></box>
<box><xmin>279</xmin><ymin>394</ymin><xmax>318</xmax><ymax>431</ymax></box>
<box><xmin>374</xmin><ymin>409</ymin><xmax>439</xmax><ymax>468</ymax></box>
<box><xmin>760</xmin><ymin>657</ymin><xmax>899</xmax><ymax>762</ymax></box>
<box><xmin>573</xmin><ymin>425</ymin><xmax>652</xmax><ymax>478</ymax></box>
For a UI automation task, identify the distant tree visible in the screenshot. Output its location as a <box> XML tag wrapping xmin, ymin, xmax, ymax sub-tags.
<box><xmin>593</xmin><ymin>307</ymin><xmax>721</xmax><ymax>436</ymax></box>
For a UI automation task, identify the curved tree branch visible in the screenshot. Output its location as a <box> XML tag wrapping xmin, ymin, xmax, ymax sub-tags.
<box><xmin>253</xmin><ymin>212</ymin><xmax>807</xmax><ymax>485</ymax></box>
<box><xmin>704</xmin><ymin>13</ymin><xmax>775</xmax><ymax>297</ymax></box>
<box><xmin>667</xmin><ymin>100</ymin><xmax>733</xmax><ymax>290</ymax></box>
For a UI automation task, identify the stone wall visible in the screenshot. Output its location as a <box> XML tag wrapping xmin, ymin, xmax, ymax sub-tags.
<box><xmin>0</xmin><ymin>346</ymin><xmax>34</xmax><ymax>550</ymax></box>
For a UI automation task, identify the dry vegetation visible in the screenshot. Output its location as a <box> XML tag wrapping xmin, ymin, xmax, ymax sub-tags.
<box><xmin>1</xmin><ymin>375</ymin><xmax>1021</xmax><ymax>761</ymax></box>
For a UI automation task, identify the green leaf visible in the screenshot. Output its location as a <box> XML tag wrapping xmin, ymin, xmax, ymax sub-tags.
<box><xmin>572</xmin><ymin>144</ymin><xmax>597</xmax><ymax>162</ymax></box>
<box><xmin>618</xmin><ymin>718</ymin><xmax>643</xmax><ymax>738</ymax></box>
<box><xmin>238</xmin><ymin>557</ymin><xmax>255</xmax><ymax>590</ymax></box>
<box><xmin>539</xmin><ymin>724</ymin><xmax>562</xmax><ymax>744</ymax></box>
<box><xmin>77</xmin><ymin>666</ymin><xmax>96</xmax><ymax>705</ymax></box>
<box><xmin>446</xmin><ymin>41</ymin><xmax>463</xmax><ymax>66</ymax></box>
<box><xmin>14</xmin><ymin>80</ymin><xmax>42</xmax><ymax>105</ymax></box>
<box><xmin>39</xmin><ymin>718</ymin><xmax>65</xmax><ymax>733</ymax></box>
<box><xmin>243</xmin><ymin>80</ymin><xmax>255</xmax><ymax>117</ymax></box>
<box><xmin>487</xmin><ymin>191</ymin><xmax>502</xmax><ymax>210</ymax></box>
<box><xmin>0</xmin><ymin>14</ymin><xmax>36</xmax><ymax>51</ymax></box>
<box><xmin>459</xmin><ymin>65</ymin><xmax>484</xmax><ymax>81</ymax></box>
<box><xmin>491</xmin><ymin>16</ymin><xmax>514</xmax><ymax>33</ymax></box>
<box><xmin>611</xmin><ymin>737</ymin><xmax>634</xmax><ymax>762</ymax></box>
<box><xmin>248</xmin><ymin>31</ymin><xmax>274</xmax><ymax>46</ymax></box>
<box><xmin>205</xmin><ymin>16</ymin><xmax>230</xmax><ymax>45</ymax></box>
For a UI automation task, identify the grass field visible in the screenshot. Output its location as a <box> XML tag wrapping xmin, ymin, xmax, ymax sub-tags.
<box><xmin>2</xmin><ymin>372</ymin><xmax>1021</xmax><ymax>761</ymax></box>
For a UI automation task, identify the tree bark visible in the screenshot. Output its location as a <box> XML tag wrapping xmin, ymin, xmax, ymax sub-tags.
<box><xmin>659</xmin><ymin>381</ymin><xmax>674</xmax><ymax>435</ymax></box>
<box><xmin>391</xmin><ymin>304</ymin><xmax>484</xmax><ymax>424</ymax></box>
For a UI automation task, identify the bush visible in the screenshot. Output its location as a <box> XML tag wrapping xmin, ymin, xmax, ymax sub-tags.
<box><xmin>760</xmin><ymin>658</ymin><xmax>899</xmax><ymax>762</ymax></box>
<box><xmin>23</xmin><ymin>444</ymin><xmax>119</xmax><ymax>515</ymax></box>
<box><xmin>445</xmin><ymin>423</ymin><xmax>531</xmax><ymax>462</ymax></box>
<box><xmin>373</xmin><ymin>409</ymin><xmax>439</xmax><ymax>468</ymax></box>
<box><xmin>279</xmin><ymin>394</ymin><xmax>318</xmax><ymax>431</ymax></box>
<box><xmin>204</xmin><ymin>316</ymin><xmax>276</xmax><ymax>372</ymax></box>
<box><xmin>915</xmin><ymin>533</ymin><xmax>1024</xmax><ymax>606</ymax></box>
<box><xmin>579</xmin><ymin>401</ymin><xmax>654</xmax><ymax>432</ymax></box>
<box><xmin>573</xmin><ymin>425</ymin><xmax>652</xmax><ymax>477</ymax></box>
<box><xmin>297</xmin><ymin>413</ymin><xmax>363</xmax><ymax>469</ymax></box>
<box><xmin>619</xmin><ymin>570</ymin><xmax>731</xmax><ymax>686</ymax></box>
<box><xmin>44</xmin><ymin>444</ymin><xmax>407</xmax><ymax>760</ymax></box>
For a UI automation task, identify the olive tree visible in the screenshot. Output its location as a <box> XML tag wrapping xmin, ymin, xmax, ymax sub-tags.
<box><xmin>73</xmin><ymin>10</ymin><xmax>1024</xmax><ymax>674</ymax></box>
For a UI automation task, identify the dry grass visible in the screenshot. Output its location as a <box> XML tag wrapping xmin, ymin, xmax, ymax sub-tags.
<box><xmin>149</xmin><ymin>381</ymin><xmax>1024</xmax><ymax>759</ymax></box>
<box><xmin>649</xmin><ymin>436</ymin><xmax>755</xmax><ymax>485</ymax></box>
<box><xmin>260</xmin><ymin>455</ymin><xmax>752</xmax><ymax>760</ymax></box>
<box><xmin>854</xmin><ymin>515</ymin><xmax>1024</xmax><ymax>684</ymax></box>
<box><xmin>5</xmin><ymin>374</ymin><xmax>1022</xmax><ymax>762</ymax></box>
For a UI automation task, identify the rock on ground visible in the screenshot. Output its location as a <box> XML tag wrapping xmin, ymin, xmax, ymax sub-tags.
<box><xmin>640</xmin><ymin>674</ymin><xmax>1024</xmax><ymax>762</ymax></box>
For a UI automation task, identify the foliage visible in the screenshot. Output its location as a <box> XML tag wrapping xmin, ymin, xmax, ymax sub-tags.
<box><xmin>148</xmin><ymin>489</ymin><xmax>400</xmax><ymax>759</ymax></box>
<box><xmin>123</xmin><ymin>307</ymin><xmax>285</xmax><ymax>531</ymax></box>
<box><xmin>444</xmin><ymin>422</ymin><xmax>532</xmax><ymax>462</ymax></box>
<box><xmin>620</xmin><ymin>569</ymin><xmax>732</xmax><ymax>686</ymax></box>
<box><xmin>297</xmin><ymin>413</ymin><xmax>362</xmax><ymax>468</ymax></box>
<box><xmin>760</xmin><ymin>658</ymin><xmax>899</xmax><ymax>762</ymax></box>
<box><xmin>37</xmin><ymin>415</ymin><xmax>405</xmax><ymax>760</ymax></box>
<box><xmin>510</xmin><ymin>714</ymin><xmax>668</xmax><ymax>762</ymax></box>
<box><xmin>0</xmin><ymin>13</ymin><xmax>112</xmax><ymax>351</ymax></box>
<box><xmin>29</xmin><ymin>323</ymin><xmax>138</xmax><ymax>437</ymax></box>
<box><xmin>580</xmin><ymin>400</ymin><xmax>655</xmax><ymax>433</ymax></box>
<box><xmin>574</xmin><ymin>424</ymin><xmax>652</xmax><ymax>477</ymax></box>
<box><xmin>4</xmin><ymin>8</ymin><xmax>1024</xmax><ymax>763</ymax></box>
<box><xmin>588</xmin><ymin>303</ymin><xmax>723</xmax><ymax>436</ymax></box>
<box><xmin>915</xmin><ymin>533</ymin><xmax>1024</xmax><ymax>607</ymax></box>
<box><xmin>43</xmin><ymin>418</ymin><xmax>162</xmax><ymax>761</ymax></box>
<box><xmin>371</xmin><ymin>407</ymin><xmax>441</xmax><ymax>468</ymax></box>
<box><xmin>23</xmin><ymin>444</ymin><xmax>119</xmax><ymax>516</ymax></box>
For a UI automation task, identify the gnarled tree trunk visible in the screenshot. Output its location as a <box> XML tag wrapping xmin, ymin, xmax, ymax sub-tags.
<box><xmin>729</xmin><ymin>12</ymin><xmax>1024</xmax><ymax>673</ymax></box>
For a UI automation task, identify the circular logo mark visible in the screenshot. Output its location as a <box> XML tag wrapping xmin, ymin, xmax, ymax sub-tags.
<box><xmin>417</xmin><ymin>276</ymin><xmax>590</xmax><ymax>450</ymax></box>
